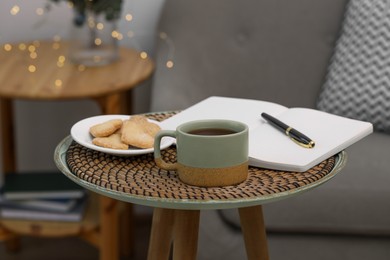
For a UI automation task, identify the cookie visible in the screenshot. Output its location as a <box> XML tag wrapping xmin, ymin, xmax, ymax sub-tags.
<box><xmin>92</xmin><ymin>133</ymin><xmax>128</xmax><ymax>150</ymax></box>
<box><xmin>121</xmin><ymin>118</ymin><xmax>160</xmax><ymax>149</ymax></box>
<box><xmin>129</xmin><ymin>115</ymin><xmax>161</xmax><ymax>136</ymax></box>
<box><xmin>129</xmin><ymin>115</ymin><xmax>148</xmax><ymax>123</ymax></box>
<box><xmin>90</xmin><ymin>119</ymin><xmax>123</xmax><ymax>137</ymax></box>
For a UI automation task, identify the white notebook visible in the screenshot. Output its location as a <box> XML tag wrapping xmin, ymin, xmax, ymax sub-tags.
<box><xmin>160</xmin><ymin>96</ymin><xmax>373</xmax><ymax>172</ymax></box>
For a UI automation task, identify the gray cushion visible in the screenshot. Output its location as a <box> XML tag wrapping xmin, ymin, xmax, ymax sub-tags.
<box><xmin>151</xmin><ymin>0</ymin><xmax>347</xmax><ymax>112</ymax></box>
<box><xmin>198</xmin><ymin>210</ymin><xmax>390</xmax><ymax>260</ymax></box>
<box><xmin>216</xmin><ymin>132</ymin><xmax>390</xmax><ymax>235</ymax></box>
<box><xmin>317</xmin><ymin>0</ymin><xmax>390</xmax><ymax>133</ymax></box>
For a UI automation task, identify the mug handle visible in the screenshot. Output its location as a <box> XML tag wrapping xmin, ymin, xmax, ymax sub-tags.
<box><xmin>154</xmin><ymin>130</ymin><xmax>178</xmax><ymax>171</ymax></box>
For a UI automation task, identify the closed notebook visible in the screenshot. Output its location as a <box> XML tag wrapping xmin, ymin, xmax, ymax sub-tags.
<box><xmin>0</xmin><ymin>198</ymin><xmax>80</xmax><ymax>212</ymax></box>
<box><xmin>160</xmin><ymin>96</ymin><xmax>373</xmax><ymax>172</ymax></box>
<box><xmin>2</xmin><ymin>172</ymin><xmax>85</xmax><ymax>200</ymax></box>
<box><xmin>0</xmin><ymin>197</ymin><xmax>88</xmax><ymax>222</ymax></box>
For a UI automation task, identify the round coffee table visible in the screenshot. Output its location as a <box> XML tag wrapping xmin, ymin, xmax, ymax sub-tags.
<box><xmin>0</xmin><ymin>40</ymin><xmax>154</xmax><ymax>259</ymax></box>
<box><xmin>54</xmin><ymin>112</ymin><xmax>347</xmax><ymax>260</ymax></box>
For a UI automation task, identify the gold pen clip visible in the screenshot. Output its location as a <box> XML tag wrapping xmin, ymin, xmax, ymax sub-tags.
<box><xmin>286</xmin><ymin>127</ymin><xmax>315</xmax><ymax>149</ymax></box>
<box><xmin>289</xmin><ymin>137</ymin><xmax>315</xmax><ymax>148</ymax></box>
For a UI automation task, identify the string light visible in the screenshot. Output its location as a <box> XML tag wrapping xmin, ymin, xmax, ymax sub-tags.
<box><xmin>125</xmin><ymin>14</ymin><xmax>133</xmax><ymax>21</ymax></box>
<box><xmin>57</xmin><ymin>55</ymin><xmax>66</xmax><ymax>67</ymax></box>
<box><xmin>77</xmin><ymin>65</ymin><xmax>86</xmax><ymax>72</ymax></box>
<box><xmin>54</xmin><ymin>79</ymin><xmax>63</xmax><ymax>88</ymax></box>
<box><xmin>94</xmin><ymin>38</ymin><xmax>102</xmax><ymax>45</ymax></box>
<box><xmin>28</xmin><ymin>44</ymin><xmax>37</xmax><ymax>59</ymax></box>
<box><xmin>111</xmin><ymin>30</ymin><xmax>119</xmax><ymax>38</ymax></box>
<box><xmin>36</xmin><ymin>8</ymin><xmax>44</xmax><ymax>16</ymax></box>
<box><xmin>93</xmin><ymin>56</ymin><xmax>102</xmax><ymax>63</ymax></box>
<box><xmin>166</xmin><ymin>60</ymin><xmax>174</xmax><ymax>68</ymax></box>
<box><xmin>28</xmin><ymin>45</ymin><xmax>36</xmax><ymax>53</ymax></box>
<box><xmin>33</xmin><ymin>41</ymin><xmax>41</xmax><ymax>47</ymax></box>
<box><xmin>30</xmin><ymin>52</ymin><xmax>38</xmax><ymax>59</ymax></box>
<box><xmin>4</xmin><ymin>44</ymin><xmax>12</xmax><ymax>51</ymax></box>
<box><xmin>2</xmin><ymin>3</ymin><xmax>175</xmax><ymax>73</ymax></box>
<box><xmin>97</xmin><ymin>23</ymin><xmax>104</xmax><ymax>30</ymax></box>
<box><xmin>10</xmin><ymin>5</ymin><xmax>20</xmax><ymax>15</ymax></box>
<box><xmin>52</xmin><ymin>42</ymin><xmax>60</xmax><ymax>50</ymax></box>
<box><xmin>28</xmin><ymin>65</ymin><xmax>36</xmax><ymax>73</ymax></box>
<box><xmin>88</xmin><ymin>17</ymin><xmax>95</xmax><ymax>28</ymax></box>
<box><xmin>160</xmin><ymin>32</ymin><xmax>167</xmax><ymax>40</ymax></box>
<box><xmin>51</xmin><ymin>36</ymin><xmax>61</xmax><ymax>49</ymax></box>
<box><xmin>53</xmin><ymin>35</ymin><xmax>61</xmax><ymax>42</ymax></box>
<box><xmin>140</xmin><ymin>51</ymin><xmax>148</xmax><ymax>59</ymax></box>
<box><xmin>18</xmin><ymin>43</ymin><xmax>27</xmax><ymax>51</ymax></box>
<box><xmin>58</xmin><ymin>55</ymin><xmax>66</xmax><ymax>63</ymax></box>
<box><xmin>159</xmin><ymin>32</ymin><xmax>175</xmax><ymax>69</ymax></box>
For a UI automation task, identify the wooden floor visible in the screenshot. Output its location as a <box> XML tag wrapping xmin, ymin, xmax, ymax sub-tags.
<box><xmin>0</xmin><ymin>214</ymin><xmax>153</xmax><ymax>260</ymax></box>
<box><xmin>3</xmin><ymin>213</ymin><xmax>390</xmax><ymax>260</ymax></box>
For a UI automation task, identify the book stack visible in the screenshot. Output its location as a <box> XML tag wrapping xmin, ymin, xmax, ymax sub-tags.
<box><xmin>0</xmin><ymin>172</ymin><xmax>87</xmax><ymax>222</ymax></box>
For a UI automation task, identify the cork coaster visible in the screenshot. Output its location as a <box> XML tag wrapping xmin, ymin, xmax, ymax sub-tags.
<box><xmin>65</xmin><ymin>112</ymin><xmax>336</xmax><ymax>201</ymax></box>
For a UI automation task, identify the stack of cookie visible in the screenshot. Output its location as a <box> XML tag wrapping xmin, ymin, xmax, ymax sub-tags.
<box><xmin>90</xmin><ymin>115</ymin><xmax>161</xmax><ymax>150</ymax></box>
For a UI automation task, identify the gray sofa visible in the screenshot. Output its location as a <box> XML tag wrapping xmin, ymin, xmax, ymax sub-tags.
<box><xmin>151</xmin><ymin>0</ymin><xmax>390</xmax><ymax>259</ymax></box>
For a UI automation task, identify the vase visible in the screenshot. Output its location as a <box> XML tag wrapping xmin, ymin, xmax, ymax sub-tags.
<box><xmin>69</xmin><ymin>10</ymin><xmax>119</xmax><ymax>67</ymax></box>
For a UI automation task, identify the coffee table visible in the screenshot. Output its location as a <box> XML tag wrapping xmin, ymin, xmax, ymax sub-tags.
<box><xmin>0</xmin><ymin>40</ymin><xmax>154</xmax><ymax>259</ymax></box>
<box><xmin>54</xmin><ymin>112</ymin><xmax>346</xmax><ymax>260</ymax></box>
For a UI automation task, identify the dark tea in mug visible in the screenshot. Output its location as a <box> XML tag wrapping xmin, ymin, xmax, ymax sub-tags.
<box><xmin>187</xmin><ymin>128</ymin><xmax>236</xmax><ymax>136</ymax></box>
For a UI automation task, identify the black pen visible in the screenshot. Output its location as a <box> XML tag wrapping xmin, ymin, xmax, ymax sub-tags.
<box><xmin>261</xmin><ymin>112</ymin><xmax>315</xmax><ymax>148</ymax></box>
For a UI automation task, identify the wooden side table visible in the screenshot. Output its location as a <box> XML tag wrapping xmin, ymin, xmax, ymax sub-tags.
<box><xmin>0</xmin><ymin>41</ymin><xmax>154</xmax><ymax>260</ymax></box>
<box><xmin>54</xmin><ymin>112</ymin><xmax>347</xmax><ymax>260</ymax></box>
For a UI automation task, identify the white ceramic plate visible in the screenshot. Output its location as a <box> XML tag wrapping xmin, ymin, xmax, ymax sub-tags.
<box><xmin>70</xmin><ymin>115</ymin><xmax>174</xmax><ymax>156</ymax></box>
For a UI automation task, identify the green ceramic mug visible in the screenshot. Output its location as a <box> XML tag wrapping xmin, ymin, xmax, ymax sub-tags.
<box><xmin>154</xmin><ymin>119</ymin><xmax>249</xmax><ymax>187</ymax></box>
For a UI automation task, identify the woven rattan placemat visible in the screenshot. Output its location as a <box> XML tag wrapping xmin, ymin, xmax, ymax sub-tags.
<box><xmin>66</xmin><ymin>112</ymin><xmax>336</xmax><ymax>201</ymax></box>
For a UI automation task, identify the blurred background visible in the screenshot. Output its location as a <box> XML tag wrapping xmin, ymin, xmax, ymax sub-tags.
<box><xmin>0</xmin><ymin>0</ymin><xmax>166</xmax><ymax>173</ymax></box>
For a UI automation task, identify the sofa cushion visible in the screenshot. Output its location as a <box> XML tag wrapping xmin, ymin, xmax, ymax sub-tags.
<box><xmin>198</xmin><ymin>210</ymin><xmax>390</xmax><ymax>260</ymax></box>
<box><xmin>152</xmin><ymin>0</ymin><xmax>347</xmax><ymax>112</ymax></box>
<box><xmin>317</xmin><ymin>0</ymin><xmax>390</xmax><ymax>133</ymax></box>
<box><xmin>214</xmin><ymin>132</ymin><xmax>390</xmax><ymax>235</ymax></box>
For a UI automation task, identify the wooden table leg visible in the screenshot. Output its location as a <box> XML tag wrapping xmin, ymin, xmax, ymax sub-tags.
<box><xmin>99</xmin><ymin>196</ymin><xmax>119</xmax><ymax>260</ymax></box>
<box><xmin>94</xmin><ymin>92</ymin><xmax>130</xmax><ymax>115</ymax></box>
<box><xmin>0</xmin><ymin>98</ymin><xmax>21</xmax><ymax>252</ymax></box>
<box><xmin>125</xmin><ymin>89</ymin><xmax>133</xmax><ymax>114</ymax></box>
<box><xmin>0</xmin><ymin>98</ymin><xmax>16</xmax><ymax>174</ymax></box>
<box><xmin>239</xmin><ymin>205</ymin><xmax>269</xmax><ymax>260</ymax></box>
<box><xmin>94</xmin><ymin>92</ymin><xmax>133</xmax><ymax>259</ymax></box>
<box><xmin>172</xmin><ymin>210</ymin><xmax>200</xmax><ymax>260</ymax></box>
<box><xmin>147</xmin><ymin>208</ymin><xmax>175</xmax><ymax>260</ymax></box>
<box><xmin>119</xmin><ymin>203</ymin><xmax>134</xmax><ymax>257</ymax></box>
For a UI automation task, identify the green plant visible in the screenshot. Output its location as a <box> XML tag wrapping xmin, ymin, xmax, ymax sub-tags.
<box><xmin>49</xmin><ymin>0</ymin><xmax>123</xmax><ymax>26</ymax></box>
